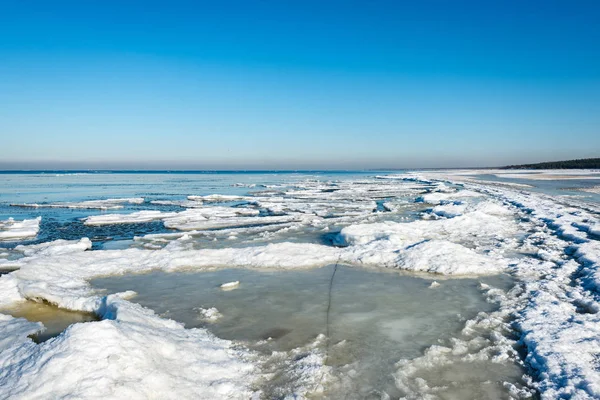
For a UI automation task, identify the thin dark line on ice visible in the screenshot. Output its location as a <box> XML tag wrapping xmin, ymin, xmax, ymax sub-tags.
<box><xmin>325</xmin><ymin>254</ymin><xmax>341</xmax><ymax>363</ymax></box>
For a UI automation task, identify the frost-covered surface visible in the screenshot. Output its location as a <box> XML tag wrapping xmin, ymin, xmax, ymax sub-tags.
<box><xmin>1</xmin><ymin>171</ymin><xmax>600</xmax><ymax>398</ymax></box>
<box><xmin>11</xmin><ymin>198</ymin><xmax>144</xmax><ymax>210</ymax></box>
<box><xmin>0</xmin><ymin>217</ymin><xmax>41</xmax><ymax>241</ymax></box>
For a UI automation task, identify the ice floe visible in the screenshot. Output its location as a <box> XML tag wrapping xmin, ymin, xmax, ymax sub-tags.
<box><xmin>0</xmin><ymin>217</ymin><xmax>41</xmax><ymax>241</ymax></box>
<box><xmin>220</xmin><ymin>281</ymin><xmax>240</xmax><ymax>290</ymax></box>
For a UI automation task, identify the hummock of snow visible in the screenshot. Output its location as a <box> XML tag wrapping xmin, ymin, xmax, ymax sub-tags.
<box><xmin>417</xmin><ymin>190</ymin><xmax>482</xmax><ymax>205</ymax></box>
<box><xmin>428</xmin><ymin>199</ymin><xmax>514</xmax><ymax>219</ymax></box>
<box><xmin>430</xmin><ymin>203</ymin><xmax>467</xmax><ymax>218</ymax></box>
<box><xmin>0</xmin><ymin>295</ymin><xmax>256</xmax><ymax>399</ymax></box>
<box><xmin>395</xmin><ymin>240</ymin><xmax>503</xmax><ymax>274</ymax></box>
<box><xmin>0</xmin><ymin>217</ymin><xmax>41</xmax><ymax>241</ymax></box>
<box><xmin>11</xmin><ymin>198</ymin><xmax>144</xmax><ymax>210</ymax></box>
<box><xmin>338</xmin><ymin>205</ymin><xmax>517</xmax><ymax>251</ymax></box>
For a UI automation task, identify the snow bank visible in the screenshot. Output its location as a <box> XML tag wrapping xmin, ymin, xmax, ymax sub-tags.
<box><xmin>0</xmin><ymin>217</ymin><xmax>41</xmax><ymax>241</ymax></box>
<box><xmin>414</xmin><ymin>169</ymin><xmax>600</xmax><ymax>399</ymax></box>
<box><xmin>0</xmin><ymin>296</ymin><xmax>256</xmax><ymax>399</ymax></box>
<box><xmin>395</xmin><ymin>240</ymin><xmax>503</xmax><ymax>274</ymax></box>
<box><xmin>338</xmin><ymin>207</ymin><xmax>518</xmax><ymax>250</ymax></box>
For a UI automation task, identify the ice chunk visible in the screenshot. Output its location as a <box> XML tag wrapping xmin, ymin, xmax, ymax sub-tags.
<box><xmin>15</xmin><ymin>238</ymin><xmax>92</xmax><ymax>257</ymax></box>
<box><xmin>195</xmin><ymin>307</ymin><xmax>222</xmax><ymax>322</ymax></box>
<box><xmin>84</xmin><ymin>210</ymin><xmax>174</xmax><ymax>225</ymax></box>
<box><xmin>0</xmin><ymin>217</ymin><xmax>41</xmax><ymax>241</ymax></box>
<box><xmin>220</xmin><ymin>281</ymin><xmax>240</xmax><ymax>290</ymax></box>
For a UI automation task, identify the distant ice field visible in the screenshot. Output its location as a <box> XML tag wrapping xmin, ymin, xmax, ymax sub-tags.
<box><xmin>1</xmin><ymin>170</ymin><xmax>599</xmax><ymax>399</ymax></box>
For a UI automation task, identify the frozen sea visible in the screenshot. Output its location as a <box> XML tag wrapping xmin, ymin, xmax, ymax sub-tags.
<box><xmin>1</xmin><ymin>169</ymin><xmax>600</xmax><ymax>399</ymax></box>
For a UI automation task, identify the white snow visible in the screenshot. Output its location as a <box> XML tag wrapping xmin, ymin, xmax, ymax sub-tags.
<box><xmin>84</xmin><ymin>210</ymin><xmax>175</xmax><ymax>225</ymax></box>
<box><xmin>0</xmin><ymin>295</ymin><xmax>256</xmax><ymax>399</ymax></box>
<box><xmin>15</xmin><ymin>238</ymin><xmax>92</xmax><ymax>257</ymax></box>
<box><xmin>417</xmin><ymin>190</ymin><xmax>482</xmax><ymax>205</ymax></box>
<box><xmin>394</xmin><ymin>240</ymin><xmax>503</xmax><ymax>275</ymax></box>
<box><xmin>0</xmin><ymin>217</ymin><xmax>41</xmax><ymax>241</ymax></box>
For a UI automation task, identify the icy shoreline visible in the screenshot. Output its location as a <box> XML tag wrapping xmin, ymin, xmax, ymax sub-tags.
<box><xmin>0</xmin><ymin>171</ymin><xmax>599</xmax><ymax>398</ymax></box>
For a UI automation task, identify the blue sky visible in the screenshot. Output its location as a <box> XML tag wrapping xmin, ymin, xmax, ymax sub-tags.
<box><xmin>1</xmin><ymin>0</ymin><xmax>599</xmax><ymax>169</ymax></box>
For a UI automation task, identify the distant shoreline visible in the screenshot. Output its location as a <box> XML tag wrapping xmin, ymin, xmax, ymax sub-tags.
<box><xmin>502</xmin><ymin>158</ymin><xmax>600</xmax><ymax>170</ymax></box>
<box><xmin>0</xmin><ymin>170</ymin><xmax>387</xmax><ymax>175</ymax></box>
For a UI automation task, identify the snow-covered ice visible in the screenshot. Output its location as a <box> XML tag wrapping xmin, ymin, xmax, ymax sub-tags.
<box><xmin>0</xmin><ymin>217</ymin><xmax>41</xmax><ymax>241</ymax></box>
<box><xmin>0</xmin><ymin>296</ymin><xmax>256</xmax><ymax>399</ymax></box>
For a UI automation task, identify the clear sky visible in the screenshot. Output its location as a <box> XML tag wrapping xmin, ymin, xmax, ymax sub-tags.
<box><xmin>1</xmin><ymin>0</ymin><xmax>599</xmax><ymax>169</ymax></box>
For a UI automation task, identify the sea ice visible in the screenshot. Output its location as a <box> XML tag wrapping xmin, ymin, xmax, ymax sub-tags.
<box><xmin>0</xmin><ymin>217</ymin><xmax>41</xmax><ymax>241</ymax></box>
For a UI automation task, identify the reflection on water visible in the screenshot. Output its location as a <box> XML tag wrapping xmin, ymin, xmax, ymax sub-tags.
<box><xmin>1</xmin><ymin>301</ymin><xmax>98</xmax><ymax>343</ymax></box>
<box><xmin>92</xmin><ymin>265</ymin><xmax>525</xmax><ymax>398</ymax></box>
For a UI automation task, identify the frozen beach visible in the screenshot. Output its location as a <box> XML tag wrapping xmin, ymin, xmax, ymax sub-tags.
<box><xmin>1</xmin><ymin>170</ymin><xmax>600</xmax><ymax>399</ymax></box>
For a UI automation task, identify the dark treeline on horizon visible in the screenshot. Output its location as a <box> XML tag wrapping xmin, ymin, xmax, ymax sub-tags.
<box><xmin>503</xmin><ymin>158</ymin><xmax>600</xmax><ymax>170</ymax></box>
